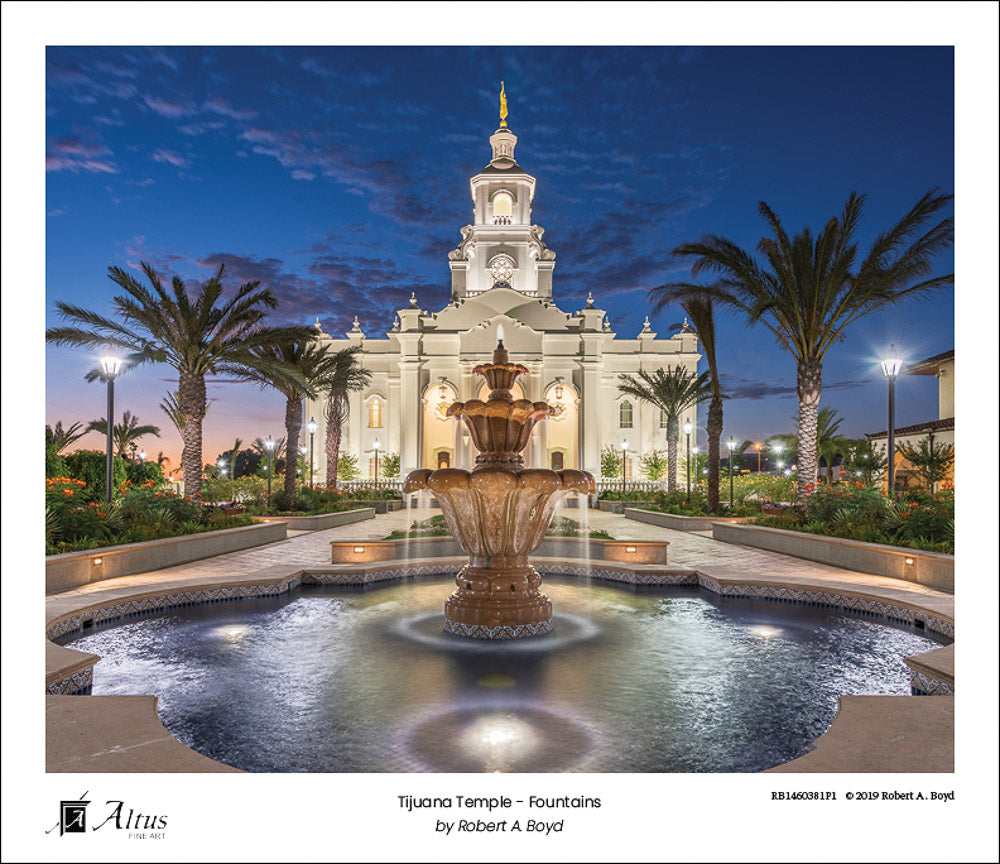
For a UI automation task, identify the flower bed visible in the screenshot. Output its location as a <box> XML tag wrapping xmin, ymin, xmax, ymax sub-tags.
<box><xmin>752</xmin><ymin>485</ymin><xmax>953</xmax><ymax>555</ymax></box>
<box><xmin>45</xmin><ymin>478</ymin><xmax>256</xmax><ymax>555</ymax></box>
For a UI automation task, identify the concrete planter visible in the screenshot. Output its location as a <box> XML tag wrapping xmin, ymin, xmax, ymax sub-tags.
<box><xmin>256</xmin><ymin>507</ymin><xmax>375</xmax><ymax>531</ymax></box>
<box><xmin>625</xmin><ymin>508</ymin><xmax>752</xmax><ymax>531</ymax></box>
<box><xmin>46</xmin><ymin>521</ymin><xmax>288</xmax><ymax>595</ymax></box>
<box><xmin>598</xmin><ymin>500</ymin><xmax>625</xmax><ymax>513</ymax></box>
<box><xmin>711</xmin><ymin>522</ymin><xmax>954</xmax><ymax>593</ymax></box>
<box><xmin>330</xmin><ymin>533</ymin><xmax>668</xmax><ymax>564</ymax></box>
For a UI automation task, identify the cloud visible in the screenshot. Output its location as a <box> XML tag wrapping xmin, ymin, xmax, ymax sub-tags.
<box><xmin>202</xmin><ymin>95</ymin><xmax>257</xmax><ymax>120</ymax></box>
<box><xmin>142</xmin><ymin>93</ymin><xmax>196</xmax><ymax>118</ymax></box>
<box><xmin>151</xmin><ymin>148</ymin><xmax>189</xmax><ymax>168</ymax></box>
<box><xmin>725</xmin><ymin>377</ymin><xmax>869</xmax><ymax>401</ymax></box>
<box><xmin>46</xmin><ymin>135</ymin><xmax>117</xmax><ymax>173</ymax></box>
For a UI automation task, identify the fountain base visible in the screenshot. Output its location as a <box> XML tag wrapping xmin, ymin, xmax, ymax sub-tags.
<box><xmin>443</xmin><ymin>563</ymin><xmax>553</xmax><ymax>640</ymax></box>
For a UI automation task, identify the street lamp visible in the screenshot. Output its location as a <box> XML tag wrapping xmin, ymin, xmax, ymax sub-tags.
<box><xmin>306</xmin><ymin>416</ymin><xmax>317</xmax><ymax>489</ymax></box>
<box><xmin>683</xmin><ymin>419</ymin><xmax>693</xmax><ymax>498</ymax></box>
<box><xmin>620</xmin><ymin>439</ymin><xmax>628</xmax><ymax>494</ymax></box>
<box><xmin>217</xmin><ymin>457</ymin><xmax>227</xmax><ymax>478</ymax></box>
<box><xmin>691</xmin><ymin>446</ymin><xmax>700</xmax><ymax>488</ymax></box>
<box><xmin>138</xmin><ymin>450</ymin><xmax>145</xmax><ymax>464</ymax></box>
<box><xmin>772</xmin><ymin>442</ymin><xmax>783</xmax><ymax>476</ymax></box>
<box><xmin>881</xmin><ymin>345</ymin><xmax>904</xmax><ymax>497</ymax></box>
<box><xmin>99</xmin><ymin>355</ymin><xmax>123</xmax><ymax>506</ymax></box>
<box><xmin>754</xmin><ymin>441</ymin><xmax>762</xmax><ymax>473</ymax></box>
<box><xmin>373</xmin><ymin>439</ymin><xmax>380</xmax><ymax>490</ymax></box>
<box><xmin>264</xmin><ymin>436</ymin><xmax>275</xmax><ymax>497</ymax></box>
<box><xmin>727</xmin><ymin>436</ymin><xmax>736</xmax><ymax>507</ymax></box>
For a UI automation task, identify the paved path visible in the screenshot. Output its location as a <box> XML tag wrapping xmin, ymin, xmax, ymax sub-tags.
<box><xmin>50</xmin><ymin>508</ymin><xmax>954</xmax><ymax>618</ymax></box>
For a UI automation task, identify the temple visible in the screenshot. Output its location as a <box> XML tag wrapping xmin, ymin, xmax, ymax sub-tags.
<box><xmin>306</xmin><ymin>90</ymin><xmax>701</xmax><ymax>481</ymax></box>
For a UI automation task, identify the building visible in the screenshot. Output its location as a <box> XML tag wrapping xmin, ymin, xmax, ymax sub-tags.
<box><xmin>306</xmin><ymin>102</ymin><xmax>701</xmax><ymax>483</ymax></box>
<box><xmin>867</xmin><ymin>349</ymin><xmax>954</xmax><ymax>490</ymax></box>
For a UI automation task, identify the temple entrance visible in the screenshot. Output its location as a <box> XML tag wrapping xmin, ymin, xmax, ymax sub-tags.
<box><xmin>436</xmin><ymin>450</ymin><xmax>451</xmax><ymax>469</ymax></box>
<box><xmin>551</xmin><ymin>451</ymin><xmax>564</xmax><ymax>471</ymax></box>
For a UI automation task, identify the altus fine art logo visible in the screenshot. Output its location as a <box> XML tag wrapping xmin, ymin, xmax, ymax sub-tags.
<box><xmin>46</xmin><ymin>792</ymin><xmax>168</xmax><ymax>838</ymax></box>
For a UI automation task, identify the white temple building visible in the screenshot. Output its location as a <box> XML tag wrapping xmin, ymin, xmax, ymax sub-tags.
<box><xmin>307</xmin><ymin>101</ymin><xmax>701</xmax><ymax>482</ymax></box>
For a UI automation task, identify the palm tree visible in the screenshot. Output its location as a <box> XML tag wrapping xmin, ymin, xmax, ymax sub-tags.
<box><xmin>654</xmin><ymin>190</ymin><xmax>953</xmax><ymax>500</ymax></box>
<box><xmin>87</xmin><ymin>410</ymin><xmax>161</xmax><ymax>459</ymax></box>
<box><xmin>239</xmin><ymin>340</ymin><xmax>361</xmax><ymax>499</ymax></box>
<box><xmin>46</xmin><ymin>420</ymin><xmax>88</xmax><ymax>454</ymax></box>
<box><xmin>768</xmin><ymin>407</ymin><xmax>850</xmax><ymax>484</ymax></box>
<box><xmin>617</xmin><ymin>366</ymin><xmax>712</xmax><ymax>493</ymax></box>
<box><xmin>320</xmin><ymin>346</ymin><xmax>372</xmax><ymax>488</ymax></box>
<box><xmin>814</xmin><ymin>407</ymin><xmax>850</xmax><ymax>484</ymax></box>
<box><xmin>46</xmin><ymin>262</ymin><xmax>313</xmax><ymax>496</ymax></box>
<box><xmin>662</xmin><ymin>298</ymin><xmax>725</xmax><ymax>512</ymax></box>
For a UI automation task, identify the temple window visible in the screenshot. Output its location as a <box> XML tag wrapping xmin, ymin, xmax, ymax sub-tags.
<box><xmin>620</xmin><ymin>400</ymin><xmax>633</xmax><ymax>428</ymax></box>
<box><xmin>368</xmin><ymin>399</ymin><xmax>382</xmax><ymax>428</ymax></box>
<box><xmin>492</xmin><ymin>191</ymin><xmax>513</xmax><ymax>225</ymax></box>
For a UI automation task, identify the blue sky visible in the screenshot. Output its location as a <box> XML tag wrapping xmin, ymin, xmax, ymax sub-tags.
<box><xmin>44</xmin><ymin>44</ymin><xmax>956</xmax><ymax>467</ymax></box>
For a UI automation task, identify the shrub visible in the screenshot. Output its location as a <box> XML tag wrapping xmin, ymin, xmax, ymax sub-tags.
<box><xmin>64</xmin><ymin>449</ymin><xmax>128</xmax><ymax>502</ymax></box>
<box><xmin>45</xmin><ymin>444</ymin><xmax>69</xmax><ymax>479</ymax></box>
<box><xmin>125</xmin><ymin>460</ymin><xmax>166</xmax><ymax>488</ymax></box>
<box><xmin>600</xmin><ymin>445</ymin><xmax>622</xmax><ymax>479</ymax></box>
<box><xmin>639</xmin><ymin>450</ymin><xmax>666</xmax><ymax>481</ymax></box>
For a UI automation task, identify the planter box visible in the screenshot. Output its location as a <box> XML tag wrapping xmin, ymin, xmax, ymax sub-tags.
<box><xmin>711</xmin><ymin>522</ymin><xmax>954</xmax><ymax>593</ymax></box>
<box><xmin>598</xmin><ymin>500</ymin><xmax>625</xmax><ymax>514</ymax></box>
<box><xmin>257</xmin><ymin>508</ymin><xmax>375</xmax><ymax>531</ymax></box>
<box><xmin>331</xmin><ymin>533</ymin><xmax>668</xmax><ymax>564</ymax></box>
<box><xmin>46</xmin><ymin>522</ymin><xmax>288</xmax><ymax>595</ymax></box>
<box><xmin>625</xmin><ymin>508</ymin><xmax>752</xmax><ymax>532</ymax></box>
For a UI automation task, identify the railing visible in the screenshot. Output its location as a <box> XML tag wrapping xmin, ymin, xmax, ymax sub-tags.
<box><xmin>595</xmin><ymin>479</ymin><xmax>665</xmax><ymax>494</ymax></box>
<box><xmin>493</xmin><ymin>216</ymin><xmax>513</xmax><ymax>225</ymax></box>
<box><xmin>336</xmin><ymin>479</ymin><xmax>404</xmax><ymax>493</ymax></box>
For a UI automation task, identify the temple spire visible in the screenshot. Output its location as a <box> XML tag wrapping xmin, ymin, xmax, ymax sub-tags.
<box><xmin>499</xmin><ymin>81</ymin><xmax>508</xmax><ymax>128</ymax></box>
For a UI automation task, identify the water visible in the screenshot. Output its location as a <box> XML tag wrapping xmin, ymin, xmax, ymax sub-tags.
<box><xmin>60</xmin><ymin>577</ymin><xmax>947</xmax><ymax>773</ymax></box>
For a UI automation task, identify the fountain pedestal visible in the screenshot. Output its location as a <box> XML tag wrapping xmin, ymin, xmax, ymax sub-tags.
<box><xmin>403</xmin><ymin>338</ymin><xmax>595</xmax><ymax>639</ymax></box>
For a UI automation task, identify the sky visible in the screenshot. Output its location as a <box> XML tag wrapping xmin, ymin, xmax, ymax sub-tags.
<box><xmin>44</xmin><ymin>43</ymin><xmax>957</xmax><ymax>469</ymax></box>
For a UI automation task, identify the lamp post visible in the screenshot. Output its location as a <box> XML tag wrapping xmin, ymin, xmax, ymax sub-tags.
<box><xmin>306</xmin><ymin>417</ymin><xmax>317</xmax><ymax>489</ymax></box>
<box><xmin>772</xmin><ymin>442</ymin><xmax>783</xmax><ymax>476</ymax></box>
<box><xmin>881</xmin><ymin>345</ymin><xmax>904</xmax><ymax>498</ymax></box>
<box><xmin>692</xmin><ymin>446</ymin><xmax>700</xmax><ymax>488</ymax></box>
<box><xmin>138</xmin><ymin>450</ymin><xmax>145</xmax><ymax>464</ymax></box>
<box><xmin>620</xmin><ymin>439</ymin><xmax>628</xmax><ymax>494</ymax></box>
<box><xmin>99</xmin><ymin>356</ymin><xmax>123</xmax><ymax>506</ymax></box>
<box><xmin>683</xmin><ymin>418</ymin><xmax>693</xmax><ymax>498</ymax></box>
<box><xmin>755</xmin><ymin>442</ymin><xmax>762</xmax><ymax>473</ymax></box>
<box><xmin>373</xmin><ymin>439</ymin><xmax>380</xmax><ymax>490</ymax></box>
<box><xmin>264</xmin><ymin>436</ymin><xmax>275</xmax><ymax>497</ymax></box>
<box><xmin>727</xmin><ymin>436</ymin><xmax>736</xmax><ymax>507</ymax></box>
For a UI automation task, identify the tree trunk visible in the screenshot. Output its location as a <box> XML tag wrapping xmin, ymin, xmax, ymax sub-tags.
<box><xmin>666</xmin><ymin>417</ymin><xmax>679</xmax><ymax>493</ymax></box>
<box><xmin>178</xmin><ymin>370</ymin><xmax>207</xmax><ymax>497</ymax></box>
<box><xmin>796</xmin><ymin>358</ymin><xmax>823</xmax><ymax>502</ymax></box>
<box><xmin>325</xmin><ymin>392</ymin><xmax>344</xmax><ymax>488</ymax></box>
<box><xmin>284</xmin><ymin>395</ymin><xmax>303</xmax><ymax>501</ymax></box>
<box><xmin>706</xmin><ymin>394</ymin><xmax>723</xmax><ymax>513</ymax></box>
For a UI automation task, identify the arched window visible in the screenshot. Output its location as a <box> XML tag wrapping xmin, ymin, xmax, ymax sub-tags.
<box><xmin>659</xmin><ymin>407</ymin><xmax>668</xmax><ymax>428</ymax></box>
<box><xmin>620</xmin><ymin>400</ymin><xmax>633</xmax><ymax>428</ymax></box>
<box><xmin>368</xmin><ymin>399</ymin><xmax>382</xmax><ymax>428</ymax></box>
<box><xmin>493</xmin><ymin>191</ymin><xmax>512</xmax><ymax>217</ymax></box>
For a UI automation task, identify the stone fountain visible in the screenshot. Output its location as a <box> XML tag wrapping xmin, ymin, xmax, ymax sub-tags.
<box><xmin>403</xmin><ymin>333</ymin><xmax>595</xmax><ymax>639</ymax></box>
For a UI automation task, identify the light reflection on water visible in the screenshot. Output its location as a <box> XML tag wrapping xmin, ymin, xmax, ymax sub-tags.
<box><xmin>60</xmin><ymin>577</ymin><xmax>947</xmax><ymax>773</ymax></box>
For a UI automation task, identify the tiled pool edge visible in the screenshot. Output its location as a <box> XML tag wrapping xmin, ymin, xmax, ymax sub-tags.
<box><xmin>45</xmin><ymin>558</ymin><xmax>955</xmax><ymax>699</ymax></box>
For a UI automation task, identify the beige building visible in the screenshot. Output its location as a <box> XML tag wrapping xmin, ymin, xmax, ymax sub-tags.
<box><xmin>306</xmin><ymin>116</ymin><xmax>701</xmax><ymax>482</ymax></box>
<box><xmin>867</xmin><ymin>349</ymin><xmax>954</xmax><ymax>489</ymax></box>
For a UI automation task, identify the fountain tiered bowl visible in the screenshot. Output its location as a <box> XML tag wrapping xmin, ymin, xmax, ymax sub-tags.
<box><xmin>403</xmin><ymin>339</ymin><xmax>595</xmax><ymax>638</ymax></box>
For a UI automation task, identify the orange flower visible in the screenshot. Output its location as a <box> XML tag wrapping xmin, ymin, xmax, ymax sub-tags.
<box><xmin>62</xmin><ymin>489</ymin><xmax>74</xmax><ymax>497</ymax></box>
